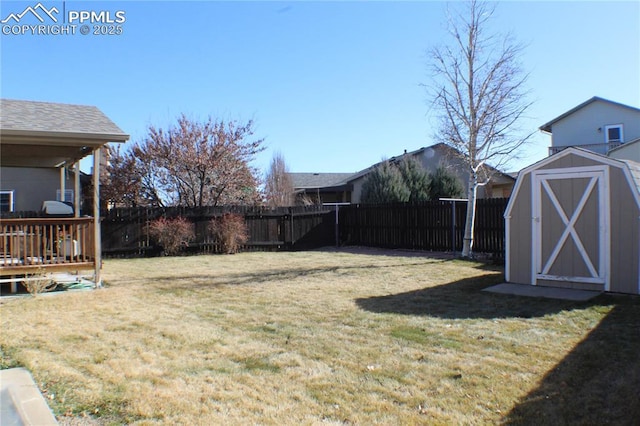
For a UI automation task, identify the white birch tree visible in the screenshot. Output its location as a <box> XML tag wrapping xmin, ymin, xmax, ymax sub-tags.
<box><xmin>428</xmin><ymin>0</ymin><xmax>533</xmax><ymax>257</ymax></box>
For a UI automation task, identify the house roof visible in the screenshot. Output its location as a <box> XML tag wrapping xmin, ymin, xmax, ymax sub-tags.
<box><xmin>291</xmin><ymin>142</ymin><xmax>515</xmax><ymax>193</ymax></box>
<box><xmin>0</xmin><ymin>99</ymin><xmax>129</xmax><ymax>168</ymax></box>
<box><xmin>539</xmin><ymin>96</ymin><xmax>640</xmax><ymax>134</ymax></box>
<box><xmin>347</xmin><ymin>143</ymin><xmax>515</xmax><ymax>184</ymax></box>
<box><xmin>290</xmin><ymin>173</ymin><xmax>354</xmax><ymax>189</ymax></box>
<box><xmin>1</xmin><ymin>99</ymin><xmax>129</xmax><ymax>140</ymax></box>
<box><xmin>607</xmin><ymin>137</ymin><xmax>640</xmax><ymax>154</ymax></box>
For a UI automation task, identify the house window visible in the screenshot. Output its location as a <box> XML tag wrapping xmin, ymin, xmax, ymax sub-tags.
<box><xmin>0</xmin><ymin>190</ymin><xmax>15</xmax><ymax>213</ymax></box>
<box><xmin>56</xmin><ymin>189</ymin><xmax>74</xmax><ymax>203</ymax></box>
<box><xmin>604</xmin><ymin>124</ymin><xmax>624</xmax><ymax>144</ymax></box>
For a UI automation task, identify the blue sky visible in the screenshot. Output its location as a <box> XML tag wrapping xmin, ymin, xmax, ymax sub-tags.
<box><xmin>1</xmin><ymin>1</ymin><xmax>639</xmax><ymax>176</ymax></box>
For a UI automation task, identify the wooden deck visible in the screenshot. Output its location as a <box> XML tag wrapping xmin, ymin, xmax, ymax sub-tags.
<box><xmin>0</xmin><ymin>218</ymin><xmax>96</xmax><ymax>276</ymax></box>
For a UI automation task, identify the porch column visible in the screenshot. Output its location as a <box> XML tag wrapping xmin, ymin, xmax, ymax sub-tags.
<box><xmin>60</xmin><ymin>166</ymin><xmax>66</xmax><ymax>201</ymax></box>
<box><xmin>93</xmin><ymin>148</ymin><xmax>102</xmax><ymax>287</ymax></box>
<box><xmin>74</xmin><ymin>162</ymin><xmax>80</xmax><ymax>217</ymax></box>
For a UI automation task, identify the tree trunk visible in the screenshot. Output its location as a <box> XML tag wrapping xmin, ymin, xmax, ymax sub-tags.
<box><xmin>461</xmin><ymin>172</ymin><xmax>478</xmax><ymax>258</ymax></box>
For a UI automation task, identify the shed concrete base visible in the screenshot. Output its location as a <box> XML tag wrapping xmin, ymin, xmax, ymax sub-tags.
<box><xmin>483</xmin><ymin>283</ymin><xmax>602</xmax><ymax>301</ymax></box>
<box><xmin>0</xmin><ymin>368</ymin><xmax>58</xmax><ymax>425</ymax></box>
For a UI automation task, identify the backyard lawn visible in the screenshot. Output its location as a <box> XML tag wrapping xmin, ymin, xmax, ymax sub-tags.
<box><xmin>1</xmin><ymin>248</ymin><xmax>638</xmax><ymax>425</ymax></box>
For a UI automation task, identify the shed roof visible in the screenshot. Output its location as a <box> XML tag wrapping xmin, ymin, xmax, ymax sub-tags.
<box><xmin>539</xmin><ymin>96</ymin><xmax>640</xmax><ymax>134</ymax></box>
<box><xmin>0</xmin><ymin>99</ymin><xmax>129</xmax><ymax>168</ymax></box>
<box><xmin>505</xmin><ymin>147</ymin><xmax>640</xmax><ymax>218</ymax></box>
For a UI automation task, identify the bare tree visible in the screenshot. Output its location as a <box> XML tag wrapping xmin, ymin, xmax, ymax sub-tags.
<box><xmin>101</xmin><ymin>145</ymin><xmax>145</xmax><ymax>207</ymax></box>
<box><xmin>428</xmin><ymin>0</ymin><xmax>532</xmax><ymax>257</ymax></box>
<box><xmin>264</xmin><ymin>152</ymin><xmax>295</xmax><ymax>207</ymax></box>
<box><xmin>123</xmin><ymin>115</ymin><xmax>264</xmax><ymax>207</ymax></box>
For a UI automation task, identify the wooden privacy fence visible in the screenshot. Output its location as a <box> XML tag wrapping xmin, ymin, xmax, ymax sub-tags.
<box><xmin>101</xmin><ymin>205</ymin><xmax>335</xmax><ymax>256</ymax></box>
<box><xmin>101</xmin><ymin>199</ymin><xmax>508</xmax><ymax>257</ymax></box>
<box><xmin>338</xmin><ymin>198</ymin><xmax>509</xmax><ymax>256</ymax></box>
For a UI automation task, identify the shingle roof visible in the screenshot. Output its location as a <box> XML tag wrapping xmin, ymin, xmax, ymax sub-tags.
<box><xmin>621</xmin><ymin>159</ymin><xmax>640</xmax><ymax>196</ymax></box>
<box><xmin>289</xmin><ymin>173</ymin><xmax>354</xmax><ymax>189</ymax></box>
<box><xmin>0</xmin><ymin>99</ymin><xmax>129</xmax><ymax>140</ymax></box>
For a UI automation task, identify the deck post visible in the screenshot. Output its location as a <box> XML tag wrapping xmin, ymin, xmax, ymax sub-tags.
<box><xmin>74</xmin><ymin>162</ymin><xmax>81</xmax><ymax>217</ymax></box>
<box><xmin>60</xmin><ymin>166</ymin><xmax>66</xmax><ymax>202</ymax></box>
<box><xmin>93</xmin><ymin>148</ymin><xmax>102</xmax><ymax>287</ymax></box>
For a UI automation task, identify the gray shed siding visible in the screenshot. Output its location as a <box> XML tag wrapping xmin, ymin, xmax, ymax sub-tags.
<box><xmin>550</xmin><ymin>101</ymin><xmax>640</xmax><ymax>151</ymax></box>
<box><xmin>506</xmin><ymin>149</ymin><xmax>640</xmax><ymax>294</ymax></box>
<box><xmin>506</xmin><ymin>172</ymin><xmax>532</xmax><ymax>285</ymax></box>
<box><xmin>609</xmin><ymin>165</ymin><xmax>640</xmax><ymax>294</ymax></box>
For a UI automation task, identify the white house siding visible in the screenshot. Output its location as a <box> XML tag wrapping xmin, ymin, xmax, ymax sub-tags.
<box><xmin>550</xmin><ymin>101</ymin><xmax>640</xmax><ymax>152</ymax></box>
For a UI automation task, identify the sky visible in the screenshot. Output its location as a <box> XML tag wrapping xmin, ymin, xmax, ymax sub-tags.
<box><xmin>1</xmin><ymin>1</ymin><xmax>639</xmax><ymax>176</ymax></box>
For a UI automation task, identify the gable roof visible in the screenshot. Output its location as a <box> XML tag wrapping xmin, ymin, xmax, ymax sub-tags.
<box><xmin>0</xmin><ymin>99</ymin><xmax>129</xmax><ymax>141</ymax></box>
<box><xmin>539</xmin><ymin>96</ymin><xmax>640</xmax><ymax>134</ymax></box>
<box><xmin>346</xmin><ymin>142</ymin><xmax>514</xmax><ymax>184</ymax></box>
<box><xmin>290</xmin><ymin>173</ymin><xmax>354</xmax><ymax>189</ymax></box>
<box><xmin>505</xmin><ymin>147</ymin><xmax>640</xmax><ymax>218</ymax></box>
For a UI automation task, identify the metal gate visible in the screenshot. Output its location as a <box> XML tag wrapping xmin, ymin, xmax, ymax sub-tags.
<box><xmin>532</xmin><ymin>166</ymin><xmax>610</xmax><ymax>289</ymax></box>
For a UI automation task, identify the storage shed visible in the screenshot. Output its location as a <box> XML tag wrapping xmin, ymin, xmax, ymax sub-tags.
<box><xmin>505</xmin><ymin>147</ymin><xmax>640</xmax><ymax>294</ymax></box>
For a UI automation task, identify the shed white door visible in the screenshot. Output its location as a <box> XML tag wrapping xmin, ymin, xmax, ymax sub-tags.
<box><xmin>532</xmin><ymin>166</ymin><xmax>609</xmax><ymax>289</ymax></box>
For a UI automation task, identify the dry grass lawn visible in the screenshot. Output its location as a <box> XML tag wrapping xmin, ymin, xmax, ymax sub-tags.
<box><xmin>1</xmin><ymin>248</ymin><xmax>638</xmax><ymax>425</ymax></box>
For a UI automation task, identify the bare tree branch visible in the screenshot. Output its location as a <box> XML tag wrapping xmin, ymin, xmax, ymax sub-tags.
<box><xmin>427</xmin><ymin>0</ymin><xmax>532</xmax><ymax>257</ymax></box>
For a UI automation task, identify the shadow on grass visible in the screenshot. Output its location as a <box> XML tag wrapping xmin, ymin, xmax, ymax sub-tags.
<box><xmin>149</xmin><ymin>261</ymin><xmax>436</xmax><ymax>290</ymax></box>
<box><xmin>354</xmin><ymin>274</ymin><xmax>600</xmax><ymax>320</ymax></box>
<box><xmin>356</xmin><ymin>274</ymin><xmax>640</xmax><ymax>424</ymax></box>
<box><xmin>504</xmin><ymin>297</ymin><xmax>640</xmax><ymax>425</ymax></box>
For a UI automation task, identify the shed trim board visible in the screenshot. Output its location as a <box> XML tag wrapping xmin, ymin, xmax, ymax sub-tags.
<box><xmin>531</xmin><ymin>166</ymin><xmax>610</xmax><ymax>290</ymax></box>
<box><xmin>507</xmin><ymin>148</ymin><xmax>640</xmax><ymax>210</ymax></box>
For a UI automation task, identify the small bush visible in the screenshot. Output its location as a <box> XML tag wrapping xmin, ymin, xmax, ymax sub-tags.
<box><xmin>148</xmin><ymin>216</ymin><xmax>195</xmax><ymax>256</ymax></box>
<box><xmin>23</xmin><ymin>267</ymin><xmax>56</xmax><ymax>297</ymax></box>
<box><xmin>208</xmin><ymin>213</ymin><xmax>249</xmax><ymax>254</ymax></box>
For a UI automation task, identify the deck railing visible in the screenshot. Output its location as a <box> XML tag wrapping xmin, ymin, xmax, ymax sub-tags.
<box><xmin>0</xmin><ymin>217</ymin><xmax>95</xmax><ymax>275</ymax></box>
<box><xmin>549</xmin><ymin>141</ymin><xmax>622</xmax><ymax>156</ymax></box>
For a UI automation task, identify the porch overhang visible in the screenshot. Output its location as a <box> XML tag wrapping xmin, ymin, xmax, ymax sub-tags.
<box><xmin>0</xmin><ymin>129</ymin><xmax>128</xmax><ymax>168</ymax></box>
<box><xmin>0</xmin><ymin>99</ymin><xmax>129</xmax><ymax>289</ymax></box>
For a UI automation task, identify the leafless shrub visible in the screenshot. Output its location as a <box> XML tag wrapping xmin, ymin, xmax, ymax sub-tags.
<box><xmin>23</xmin><ymin>267</ymin><xmax>56</xmax><ymax>297</ymax></box>
<box><xmin>208</xmin><ymin>214</ymin><xmax>249</xmax><ymax>254</ymax></box>
<box><xmin>148</xmin><ymin>216</ymin><xmax>195</xmax><ymax>256</ymax></box>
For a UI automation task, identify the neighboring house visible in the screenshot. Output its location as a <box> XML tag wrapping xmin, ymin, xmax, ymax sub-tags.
<box><xmin>608</xmin><ymin>137</ymin><xmax>640</xmax><ymax>163</ymax></box>
<box><xmin>348</xmin><ymin>143</ymin><xmax>515</xmax><ymax>202</ymax></box>
<box><xmin>540</xmin><ymin>96</ymin><xmax>640</xmax><ymax>156</ymax></box>
<box><xmin>290</xmin><ymin>143</ymin><xmax>515</xmax><ymax>204</ymax></box>
<box><xmin>290</xmin><ymin>173</ymin><xmax>354</xmax><ymax>204</ymax></box>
